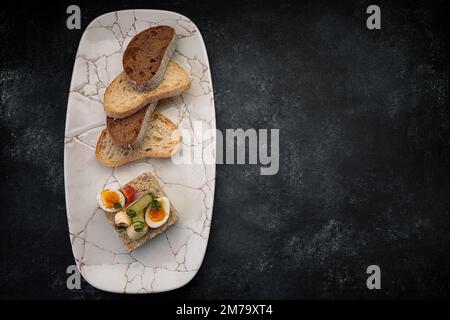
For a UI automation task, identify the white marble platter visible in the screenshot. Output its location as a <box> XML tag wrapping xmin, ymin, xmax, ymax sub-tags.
<box><xmin>64</xmin><ymin>10</ymin><xmax>215</xmax><ymax>293</ymax></box>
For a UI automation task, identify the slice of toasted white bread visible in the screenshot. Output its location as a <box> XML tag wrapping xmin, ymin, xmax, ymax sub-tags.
<box><xmin>96</xmin><ymin>112</ymin><xmax>182</xmax><ymax>167</ymax></box>
<box><xmin>104</xmin><ymin>60</ymin><xmax>191</xmax><ymax>119</ymax></box>
<box><xmin>103</xmin><ymin>172</ymin><xmax>179</xmax><ymax>252</ymax></box>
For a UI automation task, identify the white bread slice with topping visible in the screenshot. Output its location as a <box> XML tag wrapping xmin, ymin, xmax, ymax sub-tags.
<box><xmin>96</xmin><ymin>112</ymin><xmax>181</xmax><ymax>167</ymax></box>
<box><xmin>104</xmin><ymin>60</ymin><xmax>191</xmax><ymax>119</ymax></box>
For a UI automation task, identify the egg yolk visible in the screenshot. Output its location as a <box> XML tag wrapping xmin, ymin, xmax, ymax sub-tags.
<box><xmin>101</xmin><ymin>190</ymin><xmax>120</xmax><ymax>208</ymax></box>
<box><xmin>149</xmin><ymin>209</ymin><xmax>165</xmax><ymax>222</ymax></box>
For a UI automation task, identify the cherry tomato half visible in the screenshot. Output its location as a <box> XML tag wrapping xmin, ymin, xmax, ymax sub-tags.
<box><xmin>121</xmin><ymin>185</ymin><xmax>136</xmax><ymax>205</ymax></box>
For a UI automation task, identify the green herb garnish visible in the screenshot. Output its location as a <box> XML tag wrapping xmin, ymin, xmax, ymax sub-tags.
<box><xmin>133</xmin><ymin>221</ymin><xmax>145</xmax><ymax>232</ymax></box>
<box><xmin>115</xmin><ymin>225</ymin><xmax>126</xmax><ymax>232</ymax></box>
<box><xmin>150</xmin><ymin>199</ymin><xmax>161</xmax><ymax>211</ymax></box>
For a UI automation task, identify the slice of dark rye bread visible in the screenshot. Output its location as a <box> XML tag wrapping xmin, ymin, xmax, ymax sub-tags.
<box><xmin>103</xmin><ymin>172</ymin><xmax>179</xmax><ymax>252</ymax></box>
<box><xmin>96</xmin><ymin>112</ymin><xmax>182</xmax><ymax>167</ymax></box>
<box><xmin>123</xmin><ymin>26</ymin><xmax>176</xmax><ymax>91</ymax></box>
<box><xmin>106</xmin><ymin>102</ymin><xmax>157</xmax><ymax>147</ymax></box>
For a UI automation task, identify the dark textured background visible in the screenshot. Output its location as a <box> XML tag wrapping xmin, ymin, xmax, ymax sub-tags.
<box><xmin>0</xmin><ymin>0</ymin><xmax>449</xmax><ymax>299</ymax></box>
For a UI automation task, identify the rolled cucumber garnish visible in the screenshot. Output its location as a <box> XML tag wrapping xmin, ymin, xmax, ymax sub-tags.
<box><xmin>133</xmin><ymin>220</ymin><xmax>145</xmax><ymax>232</ymax></box>
<box><xmin>127</xmin><ymin>193</ymin><xmax>154</xmax><ymax>217</ymax></box>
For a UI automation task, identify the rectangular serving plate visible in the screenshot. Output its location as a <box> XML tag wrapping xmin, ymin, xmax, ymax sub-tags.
<box><xmin>64</xmin><ymin>9</ymin><xmax>215</xmax><ymax>293</ymax></box>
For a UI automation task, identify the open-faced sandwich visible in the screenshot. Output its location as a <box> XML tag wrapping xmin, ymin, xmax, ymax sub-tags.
<box><xmin>96</xmin><ymin>172</ymin><xmax>179</xmax><ymax>252</ymax></box>
<box><xmin>95</xmin><ymin>25</ymin><xmax>191</xmax><ymax>167</ymax></box>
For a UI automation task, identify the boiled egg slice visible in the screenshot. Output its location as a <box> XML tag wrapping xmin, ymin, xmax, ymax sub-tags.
<box><xmin>96</xmin><ymin>189</ymin><xmax>125</xmax><ymax>213</ymax></box>
<box><xmin>145</xmin><ymin>197</ymin><xmax>170</xmax><ymax>228</ymax></box>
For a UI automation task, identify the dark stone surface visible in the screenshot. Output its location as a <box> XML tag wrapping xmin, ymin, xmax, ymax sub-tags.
<box><xmin>0</xmin><ymin>0</ymin><xmax>449</xmax><ymax>299</ymax></box>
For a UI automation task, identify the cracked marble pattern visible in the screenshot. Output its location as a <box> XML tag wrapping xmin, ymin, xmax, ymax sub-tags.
<box><xmin>64</xmin><ymin>10</ymin><xmax>215</xmax><ymax>293</ymax></box>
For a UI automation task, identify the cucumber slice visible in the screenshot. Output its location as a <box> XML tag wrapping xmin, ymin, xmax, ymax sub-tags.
<box><xmin>127</xmin><ymin>193</ymin><xmax>153</xmax><ymax>217</ymax></box>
